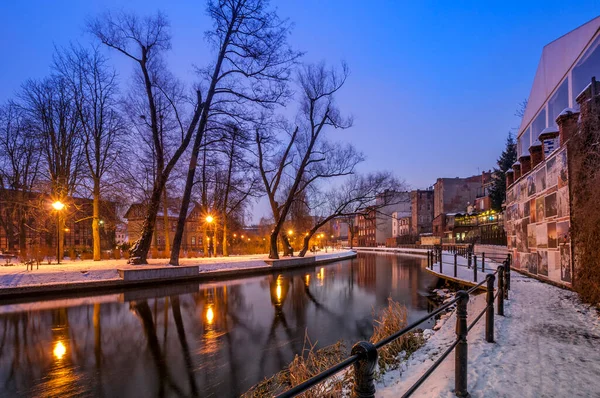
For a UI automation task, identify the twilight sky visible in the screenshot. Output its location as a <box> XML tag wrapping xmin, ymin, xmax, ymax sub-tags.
<box><xmin>1</xmin><ymin>1</ymin><xmax>599</xmax><ymax>197</ymax></box>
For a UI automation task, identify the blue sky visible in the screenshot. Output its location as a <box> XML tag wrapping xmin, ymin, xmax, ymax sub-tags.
<box><xmin>1</xmin><ymin>1</ymin><xmax>599</xmax><ymax>198</ymax></box>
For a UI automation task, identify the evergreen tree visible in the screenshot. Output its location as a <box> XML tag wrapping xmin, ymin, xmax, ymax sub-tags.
<box><xmin>489</xmin><ymin>132</ymin><xmax>517</xmax><ymax>211</ymax></box>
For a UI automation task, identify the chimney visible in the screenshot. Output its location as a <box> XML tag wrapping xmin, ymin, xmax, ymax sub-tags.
<box><xmin>519</xmin><ymin>154</ymin><xmax>531</xmax><ymax>175</ymax></box>
<box><xmin>529</xmin><ymin>139</ymin><xmax>543</xmax><ymax>169</ymax></box>
<box><xmin>512</xmin><ymin>161</ymin><xmax>521</xmax><ymax>181</ymax></box>
<box><xmin>555</xmin><ymin>109</ymin><xmax>579</xmax><ymax>147</ymax></box>
<box><xmin>575</xmin><ymin>77</ymin><xmax>600</xmax><ymax>122</ymax></box>
<box><xmin>506</xmin><ymin>168</ymin><xmax>514</xmax><ymax>187</ymax></box>
<box><xmin>538</xmin><ymin>126</ymin><xmax>560</xmax><ymax>155</ymax></box>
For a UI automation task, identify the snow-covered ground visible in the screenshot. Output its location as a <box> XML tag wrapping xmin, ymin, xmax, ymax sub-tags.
<box><xmin>0</xmin><ymin>249</ymin><xmax>354</xmax><ymax>288</ymax></box>
<box><xmin>376</xmin><ymin>270</ymin><xmax>600</xmax><ymax>397</ymax></box>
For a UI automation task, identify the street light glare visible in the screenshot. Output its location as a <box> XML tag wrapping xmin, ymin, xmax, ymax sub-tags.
<box><xmin>206</xmin><ymin>215</ymin><xmax>214</xmax><ymax>223</ymax></box>
<box><xmin>52</xmin><ymin>201</ymin><xmax>65</xmax><ymax>211</ymax></box>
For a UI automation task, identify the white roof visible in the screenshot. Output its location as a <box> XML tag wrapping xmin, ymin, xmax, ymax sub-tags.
<box><xmin>519</xmin><ymin>16</ymin><xmax>600</xmax><ymax>136</ymax></box>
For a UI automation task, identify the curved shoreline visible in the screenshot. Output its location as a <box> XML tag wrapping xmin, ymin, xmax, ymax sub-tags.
<box><xmin>0</xmin><ymin>251</ymin><xmax>357</xmax><ymax>303</ymax></box>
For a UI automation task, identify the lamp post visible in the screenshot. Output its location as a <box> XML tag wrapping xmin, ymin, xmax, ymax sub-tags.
<box><xmin>206</xmin><ymin>215</ymin><xmax>214</xmax><ymax>257</ymax></box>
<box><xmin>52</xmin><ymin>201</ymin><xmax>65</xmax><ymax>264</ymax></box>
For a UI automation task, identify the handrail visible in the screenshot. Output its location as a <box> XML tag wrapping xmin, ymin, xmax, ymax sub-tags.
<box><xmin>274</xmin><ymin>254</ymin><xmax>511</xmax><ymax>398</ymax></box>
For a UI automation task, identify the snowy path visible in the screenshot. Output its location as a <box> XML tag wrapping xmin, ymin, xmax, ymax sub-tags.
<box><xmin>0</xmin><ymin>250</ymin><xmax>353</xmax><ymax>288</ymax></box>
<box><xmin>377</xmin><ymin>271</ymin><xmax>600</xmax><ymax>397</ymax></box>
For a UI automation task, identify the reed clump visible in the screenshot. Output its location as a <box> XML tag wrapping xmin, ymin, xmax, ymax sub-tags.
<box><xmin>370</xmin><ymin>297</ymin><xmax>425</xmax><ymax>374</ymax></box>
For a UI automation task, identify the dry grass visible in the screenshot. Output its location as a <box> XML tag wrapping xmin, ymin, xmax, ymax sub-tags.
<box><xmin>370</xmin><ymin>297</ymin><xmax>425</xmax><ymax>374</ymax></box>
<box><xmin>244</xmin><ymin>298</ymin><xmax>427</xmax><ymax>396</ymax></box>
<box><xmin>243</xmin><ymin>335</ymin><xmax>350</xmax><ymax>398</ymax></box>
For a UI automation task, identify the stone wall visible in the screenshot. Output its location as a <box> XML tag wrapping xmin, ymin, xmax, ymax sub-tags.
<box><xmin>505</xmin><ymin>145</ymin><xmax>572</xmax><ymax>285</ymax></box>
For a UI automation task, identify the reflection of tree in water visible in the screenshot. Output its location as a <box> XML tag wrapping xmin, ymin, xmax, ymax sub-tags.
<box><xmin>131</xmin><ymin>299</ymin><xmax>185</xmax><ymax>397</ymax></box>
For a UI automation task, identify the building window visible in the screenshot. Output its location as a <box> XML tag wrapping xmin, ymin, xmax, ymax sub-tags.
<box><xmin>572</xmin><ymin>33</ymin><xmax>600</xmax><ymax>105</ymax></box>
<box><xmin>532</xmin><ymin>109</ymin><xmax>546</xmax><ymax>144</ymax></box>
<box><xmin>191</xmin><ymin>237</ymin><xmax>196</xmax><ymax>245</ymax></box>
<box><xmin>519</xmin><ymin>127</ymin><xmax>531</xmax><ymax>157</ymax></box>
<box><xmin>548</xmin><ymin>78</ymin><xmax>569</xmax><ymax>128</ymax></box>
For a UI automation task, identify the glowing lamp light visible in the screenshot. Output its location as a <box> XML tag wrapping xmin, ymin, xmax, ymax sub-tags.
<box><xmin>287</xmin><ymin>229</ymin><xmax>293</xmax><ymax>236</ymax></box>
<box><xmin>53</xmin><ymin>341</ymin><xmax>66</xmax><ymax>360</ymax></box>
<box><xmin>206</xmin><ymin>215</ymin><xmax>214</xmax><ymax>223</ymax></box>
<box><xmin>233</xmin><ymin>234</ymin><xmax>237</xmax><ymax>237</ymax></box>
<box><xmin>52</xmin><ymin>201</ymin><xmax>65</xmax><ymax>211</ymax></box>
<box><xmin>276</xmin><ymin>283</ymin><xmax>282</xmax><ymax>302</ymax></box>
<box><xmin>206</xmin><ymin>307</ymin><xmax>214</xmax><ymax>324</ymax></box>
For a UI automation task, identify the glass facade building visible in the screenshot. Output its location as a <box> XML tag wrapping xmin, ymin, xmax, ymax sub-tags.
<box><xmin>517</xmin><ymin>16</ymin><xmax>600</xmax><ymax>157</ymax></box>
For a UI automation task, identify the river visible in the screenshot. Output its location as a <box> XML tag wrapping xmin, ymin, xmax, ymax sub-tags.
<box><xmin>0</xmin><ymin>252</ymin><xmax>439</xmax><ymax>397</ymax></box>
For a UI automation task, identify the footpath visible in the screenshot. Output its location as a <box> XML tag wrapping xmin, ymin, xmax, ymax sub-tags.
<box><xmin>376</xmin><ymin>252</ymin><xmax>600</xmax><ymax>397</ymax></box>
<box><xmin>0</xmin><ymin>250</ymin><xmax>356</xmax><ymax>299</ymax></box>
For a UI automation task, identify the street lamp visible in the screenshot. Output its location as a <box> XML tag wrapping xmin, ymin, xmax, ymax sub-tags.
<box><xmin>52</xmin><ymin>201</ymin><xmax>65</xmax><ymax>264</ymax></box>
<box><xmin>288</xmin><ymin>229</ymin><xmax>293</xmax><ymax>236</ymax></box>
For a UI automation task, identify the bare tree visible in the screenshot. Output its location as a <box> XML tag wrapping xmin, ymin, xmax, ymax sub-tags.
<box><xmin>0</xmin><ymin>103</ymin><xmax>41</xmax><ymax>254</ymax></box>
<box><xmin>297</xmin><ymin>172</ymin><xmax>405</xmax><ymax>256</ymax></box>
<box><xmin>89</xmin><ymin>11</ymin><xmax>203</xmax><ymax>264</ymax></box>
<box><xmin>169</xmin><ymin>0</ymin><xmax>301</xmax><ymax>265</ymax></box>
<box><xmin>215</xmin><ymin>124</ymin><xmax>261</xmax><ymax>255</ymax></box>
<box><xmin>20</xmin><ymin>76</ymin><xmax>85</xmax><ymax>260</ymax></box>
<box><xmin>54</xmin><ymin>45</ymin><xmax>124</xmax><ymax>261</ymax></box>
<box><xmin>256</xmin><ymin>62</ymin><xmax>355</xmax><ymax>259</ymax></box>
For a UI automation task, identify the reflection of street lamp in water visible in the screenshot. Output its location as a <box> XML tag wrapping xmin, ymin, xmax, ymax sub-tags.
<box><xmin>53</xmin><ymin>340</ymin><xmax>66</xmax><ymax>360</ymax></box>
<box><xmin>52</xmin><ymin>201</ymin><xmax>65</xmax><ymax>264</ymax></box>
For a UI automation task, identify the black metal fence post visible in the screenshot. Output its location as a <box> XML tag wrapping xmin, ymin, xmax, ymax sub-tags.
<box><xmin>486</xmin><ymin>274</ymin><xmax>495</xmax><ymax>343</ymax></box>
<box><xmin>497</xmin><ymin>266</ymin><xmax>505</xmax><ymax>316</ymax></box>
<box><xmin>473</xmin><ymin>255</ymin><xmax>477</xmax><ymax>282</ymax></box>
<box><xmin>467</xmin><ymin>251</ymin><xmax>472</xmax><ymax>269</ymax></box>
<box><xmin>482</xmin><ymin>252</ymin><xmax>485</xmax><ymax>272</ymax></box>
<box><xmin>440</xmin><ymin>250</ymin><xmax>443</xmax><ymax>274</ymax></box>
<box><xmin>455</xmin><ymin>291</ymin><xmax>469</xmax><ymax>397</ymax></box>
<box><xmin>454</xmin><ymin>253</ymin><xmax>458</xmax><ymax>277</ymax></box>
<box><xmin>505</xmin><ymin>258</ymin><xmax>511</xmax><ymax>295</ymax></box>
<box><xmin>351</xmin><ymin>341</ymin><xmax>378</xmax><ymax>398</ymax></box>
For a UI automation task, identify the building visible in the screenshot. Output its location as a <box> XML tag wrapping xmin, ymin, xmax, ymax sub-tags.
<box><xmin>433</xmin><ymin>176</ymin><xmax>481</xmax><ymax>218</ymax></box>
<box><xmin>474</xmin><ymin>171</ymin><xmax>493</xmax><ymax>212</ymax></box>
<box><xmin>504</xmin><ymin>16</ymin><xmax>600</xmax><ymax>287</ymax></box>
<box><xmin>410</xmin><ymin>189</ymin><xmax>434</xmax><ymax>235</ymax></box>
<box><xmin>115</xmin><ymin>223</ymin><xmax>128</xmax><ymax>246</ymax></box>
<box><xmin>374</xmin><ymin>191</ymin><xmax>411</xmax><ymax>245</ymax></box>
<box><xmin>0</xmin><ymin>190</ymin><xmax>116</xmax><ymax>256</ymax></box>
<box><xmin>124</xmin><ymin>201</ymin><xmax>206</xmax><ymax>252</ymax></box>
<box><xmin>356</xmin><ymin>207</ymin><xmax>377</xmax><ymax>247</ymax></box>
<box><xmin>392</xmin><ymin>212</ymin><xmax>411</xmax><ymax>237</ymax></box>
<box><xmin>329</xmin><ymin>217</ymin><xmax>349</xmax><ymax>245</ymax></box>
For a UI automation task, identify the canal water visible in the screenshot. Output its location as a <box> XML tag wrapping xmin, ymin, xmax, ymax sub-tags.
<box><xmin>0</xmin><ymin>253</ymin><xmax>438</xmax><ymax>397</ymax></box>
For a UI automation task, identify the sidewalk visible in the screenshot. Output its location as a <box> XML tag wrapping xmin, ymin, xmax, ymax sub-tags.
<box><xmin>377</xmin><ymin>269</ymin><xmax>600</xmax><ymax>397</ymax></box>
<box><xmin>0</xmin><ymin>250</ymin><xmax>355</xmax><ymax>290</ymax></box>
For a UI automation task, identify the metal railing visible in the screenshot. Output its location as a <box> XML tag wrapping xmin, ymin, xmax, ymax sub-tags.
<box><xmin>275</xmin><ymin>254</ymin><xmax>512</xmax><ymax>398</ymax></box>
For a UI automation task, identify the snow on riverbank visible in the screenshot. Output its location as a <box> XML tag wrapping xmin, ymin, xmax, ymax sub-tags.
<box><xmin>376</xmin><ymin>271</ymin><xmax>600</xmax><ymax>397</ymax></box>
<box><xmin>0</xmin><ymin>250</ymin><xmax>354</xmax><ymax>288</ymax></box>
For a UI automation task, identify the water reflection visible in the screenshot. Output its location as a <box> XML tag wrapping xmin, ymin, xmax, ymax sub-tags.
<box><xmin>0</xmin><ymin>253</ymin><xmax>436</xmax><ymax>397</ymax></box>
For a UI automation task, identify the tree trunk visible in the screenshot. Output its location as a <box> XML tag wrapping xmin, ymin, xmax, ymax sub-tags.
<box><xmin>299</xmin><ymin>235</ymin><xmax>310</xmax><ymax>257</ymax></box>
<box><xmin>92</xmin><ymin>181</ymin><xmax>101</xmax><ymax>261</ymax></box>
<box><xmin>203</xmin><ymin>224</ymin><xmax>209</xmax><ymax>257</ymax></box>
<box><xmin>162</xmin><ymin>189</ymin><xmax>170</xmax><ymax>256</ymax></box>
<box><xmin>168</xmin><ymin>154</ymin><xmax>196</xmax><ymax>265</ymax></box>
<box><xmin>269</xmin><ymin>230</ymin><xmax>279</xmax><ymax>259</ymax></box>
<box><xmin>129</xmin><ymin>181</ymin><xmax>164</xmax><ymax>264</ymax></box>
<box><xmin>222</xmin><ymin>222</ymin><xmax>228</xmax><ymax>257</ymax></box>
<box><xmin>281</xmin><ymin>234</ymin><xmax>293</xmax><ymax>256</ymax></box>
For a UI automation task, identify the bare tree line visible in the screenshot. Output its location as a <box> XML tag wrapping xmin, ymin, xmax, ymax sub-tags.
<box><xmin>0</xmin><ymin>0</ymin><xmax>404</xmax><ymax>263</ymax></box>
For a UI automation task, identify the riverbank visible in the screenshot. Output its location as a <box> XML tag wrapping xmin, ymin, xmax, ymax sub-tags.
<box><xmin>376</xmin><ymin>269</ymin><xmax>600</xmax><ymax>397</ymax></box>
<box><xmin>0</xmin><ymin>250</ymin><xmax>356</xmax><ymax>300</ymax></box>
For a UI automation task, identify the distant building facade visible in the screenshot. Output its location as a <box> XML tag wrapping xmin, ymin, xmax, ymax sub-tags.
<box><xmin>410</xmin><ymin>189</ymin><xmax>434</xmax><ymax>235</ymax></box>
<box><xmin>124</xmin><ymin>202</ymin><xmax>205</xmax><ymax>252</ymax></box>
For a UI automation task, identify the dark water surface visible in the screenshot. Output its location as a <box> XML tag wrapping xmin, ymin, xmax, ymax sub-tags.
<box><xmin>0</xmin><ymin>253</ymin><xmax>438</xmax><ymax>397</ymax></box>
